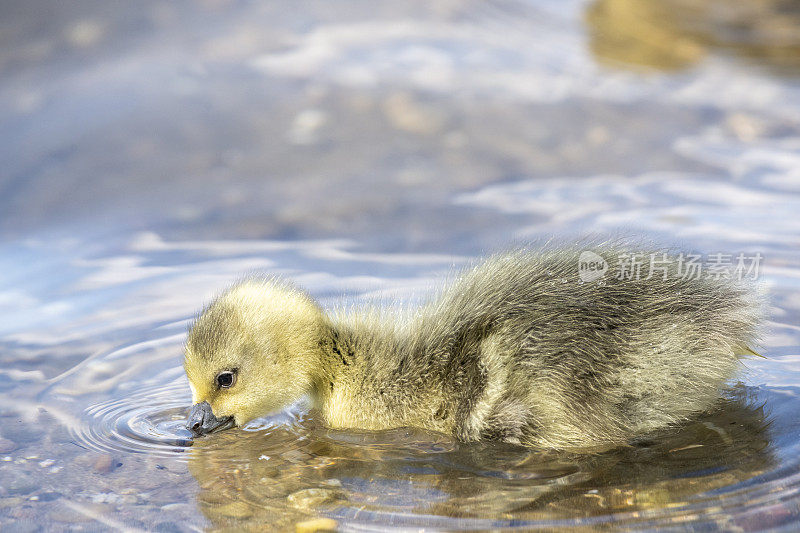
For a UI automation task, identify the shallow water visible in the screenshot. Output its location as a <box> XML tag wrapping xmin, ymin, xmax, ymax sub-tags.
<box><xmin>1</xmin><ymin>0</ymin><xmax>800</xmax><ymax>531</ymax></box>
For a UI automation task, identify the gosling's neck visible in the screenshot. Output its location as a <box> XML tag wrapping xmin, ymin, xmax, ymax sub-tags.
<box><xmin>307</xmin><ymin>321</ymin><xmax>356</xmax><ymax>409</ymax></box>
<box><xmin>306</xmin><ymin>314</ymin><xmax>402</xmax><ymax>414</ymax></box>
<box><xmin>305</xmin><ymin>312</ymin><xmax>450</xmax><ymax>432</ymax></box>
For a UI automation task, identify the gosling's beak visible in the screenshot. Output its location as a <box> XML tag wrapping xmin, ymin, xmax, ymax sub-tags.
<box><xmin>187</xmin><ymin>401</ymin><xmax>236</xmax><ymax>437</ymax></box>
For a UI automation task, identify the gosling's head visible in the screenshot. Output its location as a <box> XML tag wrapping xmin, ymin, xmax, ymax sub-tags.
<box><xmin>184</xmin><ymin>278</ymin><xmax>327</xmax><ymax>437</ymax></box>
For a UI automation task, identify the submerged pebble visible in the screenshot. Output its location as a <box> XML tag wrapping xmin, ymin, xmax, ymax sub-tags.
<box><xmin>0</xmin><ymin>438</ymin><xmax>17</xmax><ymax>454</ymax></box>
<box><xmin>153</xmin><ymin>521</ymin><xmax>185</xmax><ymax>533</ymax></box>
<box><xmin>0</xmin><ymin>497</ymin><xmax>23</xmax><ymax>508</ymax></box>
<box><xmin>36</xmin><ymin>492</ymin><xmax>61</xmax><ymax>502</ymax></box>
<box><xmin>93</xmin><ymin>454</ymin><xmax>116</xmax><ymax>473</ymax></box>
<box><xmin>287</xmin><ymin>488</ymin><xmax>341</xmax><ymax>511</ymax></box>
<box><xmin>1</xmin><ymin>520</ymin><xmax>40</xmax><ymax>533</ymax></box>
<box><xmin>213</xmin><ymin>501</ymin><xmax>254</xmax><ymax>518</ymax></box>
<box><xmin>6</xmin><ymin>473</ymin><xmax>36</xmax><ymax>495</ymax></box>
<box><xmin>296</xmin><ymin>517</ymin><xmax>338</xmax><ymax>533</ymax></box>
<box><xmin>160</xmin><ymin>503</ymin><xmax>193</xmax><ymax>513</ymax></box>
<box><xmin>49</xmin><ymin>506</ymin><xmax>94</xmax><ymax>524</ymax></box>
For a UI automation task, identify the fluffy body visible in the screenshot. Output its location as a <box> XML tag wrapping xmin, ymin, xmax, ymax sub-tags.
<box><xmin>184</xmin><ymin>244</ymin><xmax>763</xmax><ymax>449</ymax></box>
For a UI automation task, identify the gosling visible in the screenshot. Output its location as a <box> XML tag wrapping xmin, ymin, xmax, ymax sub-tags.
<box><xmin>184</xmin><ymin>244</ymin><xmax>763</xmax><ymax>449</ymax></box>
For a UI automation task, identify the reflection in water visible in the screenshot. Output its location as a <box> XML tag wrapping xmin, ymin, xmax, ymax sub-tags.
<box><xmin>586</xmin><ymin>0</ymin><xmax>800</xmax><ymax>73</ymax></box>
<box><xmin>186</xmin><ymin>386</ymin><xmax>774</xmax><ymax>530</ymax></box>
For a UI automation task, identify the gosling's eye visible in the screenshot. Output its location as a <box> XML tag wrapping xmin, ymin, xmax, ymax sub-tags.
<box><xmin>216</xmin><ymin>370</ymin><xmax>236</xmax><ymax>389</ymax></box>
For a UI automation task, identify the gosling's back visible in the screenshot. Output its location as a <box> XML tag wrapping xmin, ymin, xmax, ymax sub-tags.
<box><xmin>389</xmin><ymin>245</ymin><xmax>764</xmax><ymax>448</ymax></box>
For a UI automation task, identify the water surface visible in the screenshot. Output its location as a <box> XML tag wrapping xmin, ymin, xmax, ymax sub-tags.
<box><xmin>1</xmin><ymin>0</ymin><xmax>799</xmax><ymax>531</ymax></box>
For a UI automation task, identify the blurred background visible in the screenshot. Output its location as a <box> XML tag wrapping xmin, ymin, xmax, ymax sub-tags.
<box><xmin>3</xmin><ymin>0</ymin><xmax>799</xmax><ymax>252</ymax></box>
<box><xmin>1</xmin><ymin>0</ymin><xmax>800</xmax><ymax>530</ymax></box>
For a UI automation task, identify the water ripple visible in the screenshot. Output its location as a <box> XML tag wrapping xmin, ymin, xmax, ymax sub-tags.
<box><xmin>74</xmin><ymin>382</ymin><xmax>193</xmax><ymax>458</ymax></box>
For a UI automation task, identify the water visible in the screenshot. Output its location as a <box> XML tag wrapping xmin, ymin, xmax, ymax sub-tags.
<box><xmin>1</xmin><ymin>0</ymin><xmax>799</xmax><ymax>530</ymax></box>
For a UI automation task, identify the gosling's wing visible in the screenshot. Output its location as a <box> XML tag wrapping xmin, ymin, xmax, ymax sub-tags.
<box><xmin>736</xmin><ymin>345</ymin><xmax>766</xmax><ymax>359</ymax></box>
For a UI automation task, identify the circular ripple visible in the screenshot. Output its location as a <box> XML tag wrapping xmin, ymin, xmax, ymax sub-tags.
<box><xmin>73</xmin><ymin>382</ymin><xmax>194</xmax><ymax>458</ymax></box>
